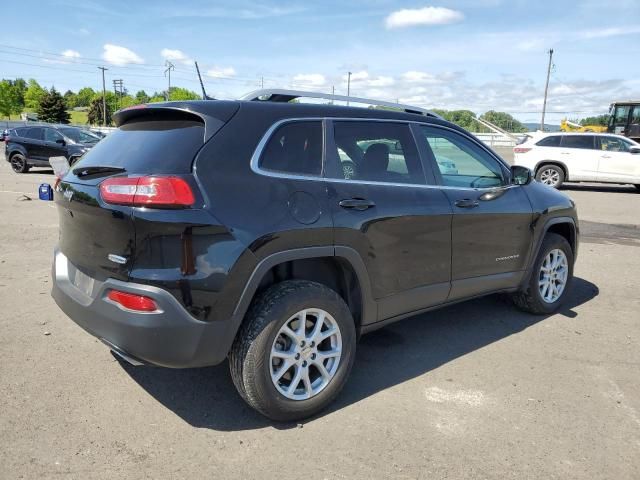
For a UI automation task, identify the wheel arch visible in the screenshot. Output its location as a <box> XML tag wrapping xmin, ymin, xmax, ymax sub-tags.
<box><xmin>230</xmin><ymin>246</ymin><xmax>376</xmax><ymax>339</ymax></box>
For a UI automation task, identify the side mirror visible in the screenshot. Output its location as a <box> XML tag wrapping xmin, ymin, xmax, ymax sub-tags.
<box><xmin>629</xmin><ymin>146</ymin><xmax>640</xmax><ymax>154</ymax></box>
<box><xmin>511</xmin><ymin>165</ymin><xmax>532</xmax><ymax>185</ymax></box>
<box><xmin>55</xmin><ymin>138</ymin><xmax>66</xmax><ymax>146</ymax></box>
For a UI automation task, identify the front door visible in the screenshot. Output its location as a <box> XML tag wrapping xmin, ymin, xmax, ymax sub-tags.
<box><xmin>325</xmin><ymin>120</ymin><xmax>453</xmax><ymax>321</ymax></box>
<box><xmin>417</xmin><ymin>125</ymin><xmax>533</xmax><ymax>300</ymax></box>
<box><xmin>597</xmin><ymin>136</ymin><xmax>640</xmax><ymax>183</ymax></box>
<box><xmin>42</xmin><ymin>128</ymin><xmax>68</xmax><ymax>161</ymax></box>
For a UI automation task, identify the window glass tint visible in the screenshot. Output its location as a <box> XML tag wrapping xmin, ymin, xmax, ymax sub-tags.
<box><xmin>72</xmin><ymin>118</ymin><xmax>205</xmax><ymax>174</ymax></box>
<box><xmin>24</xmin><ymin>128</ymin><xmax>43</xmax><ymax>140</ymax></box>
<box><xmin>44</xmin><ymin>128</ymin><xmax>64</xmax><ymax>142</ymax></box>
<box><xmin>60</xmin><ymin>128</ymin><xmax>100</xmax><ymax>144</ymax></box>
<box><xmin>561</xmin><ymin>135</ymin><xmax>594</xmax><ymax>149</ymax></box>
<box><xmin>614</xmin><ymin>105</ymin><xmax>630</xmax><ymax>125</ymax></box>
<box><xmin>330</xmin><ymin>122</ymin><xmax>424</xmax><ymax>184</ymax></box>
<box><xmin>600</xmin><ymin>137</ymin><xmax>629</xmax><ymax>152</ymax></box>
<box><xmin>14</xmin><ymin>127</ymin><xmax>28</xmax><ymax>137</ymax></box>
<box><xmin>631</xmin><ymin>106</ymin><xmax>640</xmax><ymax>125</ymax></box>
<box><xmin>259</xmin><ymin>121</ymin><xmax>322</xmax><ymax>176</ymax></box>
<box><xmin>536</xmin><ymin>136</ymin><xmax>561</xmax><ymax>147</ymax></box>
<box><xmin>420</xmin><ymin>127</ymin><xmax>504</xmax><ymax>188</ymax></box>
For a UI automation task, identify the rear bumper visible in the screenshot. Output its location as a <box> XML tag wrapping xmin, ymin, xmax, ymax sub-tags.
<box><xmin>51</xmin><ymin>249</ymin><xmax>232</xmax><ymax>368</ymax></box>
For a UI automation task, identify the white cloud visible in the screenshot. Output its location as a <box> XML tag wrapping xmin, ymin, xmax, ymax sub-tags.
<box><xmin>207</xmin><ymin>66</ymin><xmax>237</xmax><ymax>78</ymax></box>
<box><xmin>385</xmin><ymin>7</ymin><xmax>464</xmax><ymax>29</ymax></box>
<box><xmin>402</xmin><ymin>71</ymin><xmax>438</xmax><ymax>84</ymax></box>
<box><xmin>102</xmin><ymin>44</ymin><xmax>144</xmax><ymax>66</ymax></box>
<box><xmin>367</xmin><ymin>76</ymin><xmax>395</xmax><ymax>87</ymax></box>
<box><xmin>161</xmin><ymin>48</ymin><xmax>192</xmax><ymax>66</ymax></box>
<box><xmin>578</xmin><ymin>26</ymin><xmax>640</xmax><ymax>39</ymax></box>
<box><xmin>62</xmin><ymin>49</ymin><xmax>81</xmax><ymax>59</ymax></box>
<box><xmin>344</xmin><ymin>70</ymin><xmax>369</xmax><ymax>82</ymax></box>
<box><xmin>292</xmin><ymin>74</ymin><xmax>326</xmax><ymax>87</ymax></box>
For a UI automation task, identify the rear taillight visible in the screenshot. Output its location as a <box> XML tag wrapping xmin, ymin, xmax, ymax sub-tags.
<box><xmin>513</xmin><ymin>147</ymin><xmax>532</xmax><ymax>154</ymax></box>
<box><xmin>100</xmin><ymin>176</ymin><xmax>195</xmax><ymax>208</ymax></box>
<box><xmin>107</xmin><ymin>290</ymin><xmax>159</xmax><ymax>312</ymax></box>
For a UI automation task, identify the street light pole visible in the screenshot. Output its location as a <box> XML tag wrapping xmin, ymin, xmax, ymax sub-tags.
<box><xmin>347</xmin><ymin>71</ymin><xmax>352</xmax><ymax>106</ymax></box>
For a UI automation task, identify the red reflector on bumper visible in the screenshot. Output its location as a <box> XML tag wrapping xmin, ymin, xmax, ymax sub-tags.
<box><xmin>107</xmin><ymin>290</ymin><xmax>158</xmax><ymax>312</ymax></box>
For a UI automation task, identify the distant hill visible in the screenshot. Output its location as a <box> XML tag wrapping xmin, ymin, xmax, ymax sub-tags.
<box><xmin>523</xmin><ymin>122</ymin><xmax>561</xmax><ymax>132</ymax></box>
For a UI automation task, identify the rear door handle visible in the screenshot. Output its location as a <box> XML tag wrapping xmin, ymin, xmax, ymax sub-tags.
<box><xmin>339</xmin><ymin>198</ymin><xmax>376</xmax><ymax>210</ymax></box>
<box><xmin>601</xmin><ymin>154</ymin><xmax>611</xmax><ymax>158</ymax></box>
<box><xmin>454</xmin><ymin>198</ymin><xmax>479</xmax><ymax>209</ymax></box>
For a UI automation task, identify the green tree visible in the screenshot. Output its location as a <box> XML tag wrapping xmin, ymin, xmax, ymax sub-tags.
<box><xmin>76</xmin><ymin>87</ymin><xmax>96</xmax><ymax>107</ymax></box>
<box><xmin>0</xmin><ymin>80</ymin><xmax>23</xmax><ymax>119</ymax></box>
<box><xmin>168</xmin><ymin>87</ymin><xmax>200</xmax><ymax>101</ymax></box>
<box><xmin>148</xmin><ymin>95</ymin><xmax>166</xmax><ymax>103</ymax></box>
<box><xmin>135</xmin><ymin>90</ymin><xmax>150</xmax><ymax>103</ymax></box>
<box><xmin>432</xmin><ymin>109</ymin><xmax>478</xmax><ymax>130</ymax></box>
<box><xmin>579</xmin><ymin>114</ymin><xmax>609</xmax><ymax>126</ymax></box>
<box><xmin>118</xmin><ymin>95</ymin><xmax>138</xmax><ymax>109</ymax></box>
<box><xmin>36</xmin><ymin>87</ymin><xmax>70</xmax><ymax>123</ymax></box>
<box><xmin>87</xmin><ymin>96</ymin><xmax>112</xmax><ymax>125</ymax></box>
<box><xmin>23</xmin><ymin>79</ymin><xmax>46</xmax><ymax>110</ymax></box>
<box><xmin>480</xmin><ymin>110</ymin><xmax>527</xmax><ymax>133</ymax></box>
<box><xmin>63</xmin><ymin>90</ymin><xmax>78</xmax><ymax>108</ymax></box>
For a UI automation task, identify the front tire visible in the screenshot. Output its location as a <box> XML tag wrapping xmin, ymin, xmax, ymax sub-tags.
<box><xmin>10</xmin><ymin>153</ymin><xmax>29</xmax><ymax>173</ymax></box>
<box><xmin>536</xmin><ymin>164</ymin><xmax>564</xmax><ymax>188</ymax></box>
<box><xmin>229</xmin><ymin>280</ymin><xmax>357</xmax><ymax>421</ymax></box>
<box><xmin>512</xmin><ymin>233</ymin><xmax>574</xmax><ymax>314</ymax></box>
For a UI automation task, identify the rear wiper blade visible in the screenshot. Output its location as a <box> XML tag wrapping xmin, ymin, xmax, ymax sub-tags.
<box><xmin>73</xmin><ymin>166</ymin><xmax>126</xmax><ymax>178</ymax></box>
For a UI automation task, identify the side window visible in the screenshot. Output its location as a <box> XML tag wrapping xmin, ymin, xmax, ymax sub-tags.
<box><xmin>44</xmin><ymin>128</ymin><xmax>64</xmax><ymax>143</ymax></box>
<box><xmin>259</xmin><ymin>121</ymin><xmax>322</xmax><ymax>176</ymax></box>
<box><xmin>420</xmin><ymin>126</ymin><xmax>505</xmax><ymax>188</ymax></box>
<box><xmin>536</xmin><ymin>136</ymin><xmax>561</xmax><ymax>147</ymax></box>
<box><xmin>600</xmin><ymin>137</ymin><xmax>629</xmax><ymax>152</ymax></box>
<box><xmin>561</xmin><ymin>135</ymin><xmax>594</xmax><ymax>149</ymax></box>
<box><xmin>631</xmin><ymin>106</ymin><xmax>640</xmax><ymax>126</ymax></box>
<box><xmin>614</xmin><ymin>105</ymin><xmax>630</xmax><ymax>126</ymax></box>
<box><xmin>25</xmin><ymin>128</ymin><xmax>44</xmax><ymax>140</ymax></box>
<box><xmin>329</xmin><ymin>121</ymin><xmax>424</xmax><ymax>185</ymax></box>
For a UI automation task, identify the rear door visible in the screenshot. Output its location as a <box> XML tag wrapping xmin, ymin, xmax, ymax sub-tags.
<box><xmin>22</xmin><ymin>127</ymin><xmax>45</xmax><ymax>161</ymax></box>
<box><xmin>417</xmin><ymin>125</ymin><xmax>533</xmax><ymax>300</ymax></box>
<box><xmin>558</xmin><ymin>135</ymin><xmax>599</xmax><ymax>181</ymax></box>
<box><xmin>597</xmin><ymin>136</ymin><xmax>640</xmax><ymax>183</ymax></box>
<box><xmin>325</xmin><ymin>120</ymin><xmax>452</xmax><ymax>321</ymax></box>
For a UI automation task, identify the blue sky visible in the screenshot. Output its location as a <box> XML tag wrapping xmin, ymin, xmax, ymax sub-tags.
<box><xmin>1</xmin><ymin>0</ymin><xmax>639</xmax><ymax>123</ymax></box>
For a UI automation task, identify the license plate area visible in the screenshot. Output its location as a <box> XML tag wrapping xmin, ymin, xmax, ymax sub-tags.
<box><xmin>72</xmin><ymin>268</ymin><xmax>95</xmax><ymax>298</ymax></box>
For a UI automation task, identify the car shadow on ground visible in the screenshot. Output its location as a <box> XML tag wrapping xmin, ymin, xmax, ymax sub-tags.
<box><xmin>561</xmin><ymin>183</ymin><xmax>638</xmax><ymax>194</ymax></box>
<box><xmin>25</xmin><ymin>168</ymin><xmax>54</xmax><ymax>175</ymax></box>
<box><xmin>119</xmin><ymin>277</ymin><xmax>598</xmax><ymax>431</ymax></box>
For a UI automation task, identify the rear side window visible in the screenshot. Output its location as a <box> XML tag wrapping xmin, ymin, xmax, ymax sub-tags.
<box><xmin>561</xmin><ymin>135</ymin><xmax>595</xmax><ymax>149</ymax></box>
<box><xmin>259</xmin><ymin>121</ymin><xmax>323</xmax><ymax>176</ymax></box>
<box><xmin>536</xmin><ymin>136</ymin><xmax>561</xmax><ymax>147</ymax></box>
<box><xmin>328</xmin><ymin>121</ymin><xmax>424</xmax><ymax>185</ymax></box>
<box><xmin>72</xmin><ymin>117</ymin><xmax>205</xmax><ymax>174</ymax></box>
<box><xmin>24</xmin><ymin>128</ymin><xmax>43</xmax><ymax>140</ymax></box>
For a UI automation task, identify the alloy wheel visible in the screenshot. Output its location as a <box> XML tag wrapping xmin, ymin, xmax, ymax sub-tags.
<box><xmin>269</xmin><ymin>308</ymin><xmax>342</xmax><ymax>400</ymax></box>
<box><xmin>539</xmin><ymin>168</ymin><xmax>560</xmax><ymax>187</ymax></box>
<box><xmin>538</xmin><ymin>248</ymin><xmax>569</xmax><ymax>303</ymax></box>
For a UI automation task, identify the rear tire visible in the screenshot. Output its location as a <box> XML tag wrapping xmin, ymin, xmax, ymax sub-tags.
<box><xmin>634</xmin><ymin>184</ymin><xmax>640</xmax><ymax>192</ymax></box>
<box><xmin>10</xmin><ymin>153</ymin><xmax>29</xmax><ymax>173</ymax></box>
<box><xmin>512</xmin><ymin>233</ymin><xmax>574</xmax><ymax>315</ymax></box>
<box><xmin>536</xmin><ymin>164</ymin><xmax>564</xmax><ymax>188</ymax></box>
<box><xmin>229</xmin><ymin>280</ymin><xmax>357</xmax><ymax>421</ymax></box>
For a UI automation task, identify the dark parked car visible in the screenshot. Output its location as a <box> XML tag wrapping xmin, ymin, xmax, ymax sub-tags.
<box><xmin>4</xmin><ymin>125</ymin><xmax>101</xmax><ymax>173</ymax></box>
<box><xmin>51</xmin><ymin>90</ymin><xmax>579</xmax><ymax>421</ymax></box>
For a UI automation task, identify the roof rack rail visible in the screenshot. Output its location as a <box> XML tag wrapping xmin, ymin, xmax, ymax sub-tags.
<box><xmin>240</xmin><ymin>89</ymin><xmax>443</xmax><ymax>119</ymax></box>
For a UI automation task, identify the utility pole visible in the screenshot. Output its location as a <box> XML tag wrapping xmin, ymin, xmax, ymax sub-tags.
<box><xmin>194</xmin><ymin>61</ymin><xmax>208</xmax><ymax>100</ymax></box>
<box><xmin>347</xmin><ymin>71</ymin><xmax>352</xmax><ymax>106</ymax></box>
<box><xmin>164</xmin><ymin>60</ymin><xmax>175</xmax><ymax>101</ymax></box>
<box><xmin>112</xmin><ymin>79</ymin><xmax>123</xmax><ymax>111</ymax></box>
<box><xmin>98</xmin><ymin>66</ymin><xmax>108</xmax><ymax>126</ymax></box>
<box><xmin>331</xmin><ymin>85</ymin><xmax>335</xmax><ymax>104</ymax></box>
<box><xmin>540</xmin><ymin>48</ymin><xmax>554</xmax><ymax>131</ymax></box>
<box><xmin>261</xmin><ymin>76</ymin><xmax>264</xmax><ymax>89</ymax></box>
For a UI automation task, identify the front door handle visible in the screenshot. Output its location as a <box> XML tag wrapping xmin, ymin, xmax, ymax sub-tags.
<box><xmin>601</xmin><ymin>154</ymin><xmax>611</xmax><ymax>158</ymax></box>
<box><xmin>339</xmin><ymin>198</ymin><xmax>376</xmax><ymax>210</ymax></box>
<box><xmin>455</xmin><ymin>198</ymin><xmax>479</xmax><ymax>209</ymax></box>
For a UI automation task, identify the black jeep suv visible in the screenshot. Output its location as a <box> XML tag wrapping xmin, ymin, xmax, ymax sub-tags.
<box><xmin>5</xmin><ymin>124</ymin><xmax>100</xmax><ymax>173</ymax></box>
<box><xmin>51</xmin><ymin>91</ymin><xmax>579</xmax><ymax>421</ymax></box>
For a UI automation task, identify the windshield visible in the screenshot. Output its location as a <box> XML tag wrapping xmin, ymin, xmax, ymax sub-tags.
<box><xmin>60</xmin><ymin>128</ymin><xmax>101</xmax><ymax>144</ymax></box>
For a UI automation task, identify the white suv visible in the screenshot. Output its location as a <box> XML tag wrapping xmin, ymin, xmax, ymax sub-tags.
<box><xmin>513</xmin><ymin>133</ymin><xmax>640</xmax><ymax>190</ymax></box>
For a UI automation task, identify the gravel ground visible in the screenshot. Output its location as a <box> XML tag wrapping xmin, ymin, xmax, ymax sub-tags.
<box><xmin>0</xmin><ymin>147</ymin><xmax>639</xmax><ymax>479</ymax></box>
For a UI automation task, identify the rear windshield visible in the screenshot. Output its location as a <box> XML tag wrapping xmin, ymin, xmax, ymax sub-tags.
<box><xmin>72</xmin><ymin>118</ymin><xmax>205</xmax><ymax>174</ymax></box>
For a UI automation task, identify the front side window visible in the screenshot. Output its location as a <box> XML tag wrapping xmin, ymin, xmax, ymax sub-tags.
<box><xmin>631</xmin><ymin>106</ymin><xmax>640</xmax><ymax>125</ymax></box>
<box><xmin>600</xmin><ymin>136</ymin><xmax>629</xmax><ymax>152</ymax></box>
<box><xmin>561</xmin><ymin>135</ymin><xmax>595</xmax><ymax>149</ymax></box>
<box><xmin>328</xmin><ymin>121</ymin><xmax>424</xmax><ymax>184</ymax></box>
<box><xmin>614</xmin><ymin>105</ymin><xmax>630</xmax><ymax>126</ymax></box>
<box><xmin>420</xmin><ymin>126</ymin><xmax>505</xmax><ymax>188</ymax></box>
<box><xmin>44</xmin><ymin>128</ymin><xmax>64</xmax><ymax>143</ymax></box>
<box><xmin>536</xmin><ymin>136</ymin><xmax>561</xmax><ymax>147</ymax></box>
<box><xmin>259</xmin><ymin>121</ymin><xmax>322</xmax><ymax>176</ymax></box>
